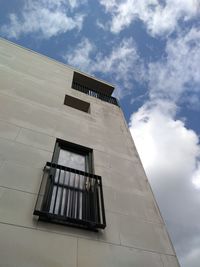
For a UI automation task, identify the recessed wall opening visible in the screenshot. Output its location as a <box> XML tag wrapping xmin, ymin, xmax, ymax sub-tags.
<box><xmin>71</xmin><ymin>72</ymin><xmax>119</xmax><ymax>106</ymax></box>
<box><xmin>64</xmin><ymin>94</ymin><xmax>90</xmax><ymax>113</ymax></box>
<box><xmin>72</xmin><ymin>72</ymin><xmax>114</xmax><ymax>96</ymax></box>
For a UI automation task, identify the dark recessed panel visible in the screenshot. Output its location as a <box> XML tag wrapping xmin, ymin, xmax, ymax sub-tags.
<box><xmin>72</xmin><ymin>72</ymin><xmax>114</xmax><ymax>96</ymax></box>
<box><xmin>64</xmin><ymin>95</ymin><xmax>90</xmax><ymax>113</ymax></box>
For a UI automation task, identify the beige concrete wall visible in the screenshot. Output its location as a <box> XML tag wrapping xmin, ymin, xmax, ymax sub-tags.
<box><xmin>0</xmin><ymin>38</ymin><xmax>179</xmax><ymax>267</ymax></box>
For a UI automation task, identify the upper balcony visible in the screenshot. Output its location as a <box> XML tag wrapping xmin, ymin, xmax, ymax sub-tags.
<box><xmin>72</xmin><ymin>72</ymin><xmax>119</xmax><ymax>106</ymax></box>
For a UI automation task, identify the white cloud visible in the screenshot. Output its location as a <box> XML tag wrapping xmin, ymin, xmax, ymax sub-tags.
<box><xmin>148</xmin><ymin>27</ymin><xmax>200</xmax><ymax>104</ymax></box>
<box><xmin>64</xmin><ymin>20</ymin><xmax>200</xmax><ymax>103</ymax></box>
<box><xmin>63</xmin><ymin>37</ymin><xmax>145</xmax><ymax>97</ymax></box>
<box><xmin>64</xmin><ymin>38</ymin><xmax>95</xmax><ymax>71</ymax></box>
<box><xmin>192</xmin><ymin>164</ymin><xmax>200</xmax><ymax>189</ymax></box>
<box><xmin>0</xmin><ymin>0</ymin><xmax>86</xmax><ymax>39</ymax></box>
<box><xmin>96</xmin><ymin>20</ymin><xmax>108</xmax><ymax>31</ymax></box>
<box><xmin>182</xmin><ymin>246</ymin><xmax>200</xmax><ymax>267</ymax></box>
<box><xmin>99</xmin><ymin>0</ymin><xmax>200</xmax><ymax>36</ymax></box>
<box><xmin>129</xmin><ymin>27</ymin><xmax>200</xmax><ymax>267</ymax></box>
<box><xmin>129</xmin><ymin>101</ymin><xmax>199</xmax><ymax>191</ymax></box>
<box><xmin>129</xmin><ymin>100</ymin><xmax>200</xmax><ymax>267</ymax></box>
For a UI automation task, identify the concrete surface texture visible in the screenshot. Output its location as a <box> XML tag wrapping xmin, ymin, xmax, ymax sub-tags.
<box><xmin>0</xmin><ymin>38</ymin><xmax>180</xmax><ymax>267</ymax></box>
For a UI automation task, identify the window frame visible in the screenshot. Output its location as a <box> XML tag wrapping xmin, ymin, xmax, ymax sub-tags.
<box><xmin>33</xmin><ymin>139</ymin><xmax>106</xmax><ymax>231</ymax></box>
<box><xmin>52</xmin><ymin>139</ymin><xmax>93</xmax><ymax>173</ymax></box>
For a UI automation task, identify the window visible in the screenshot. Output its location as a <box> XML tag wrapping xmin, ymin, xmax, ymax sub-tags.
<box><xmin>64</xmin><ymin>95</ymin><xmax>90</xmax><ymax>113</ymax></box>
<box><xmin>34</xmin><ymin>139</ymin><xmax>106</xmax><ymax>231</ymax></box>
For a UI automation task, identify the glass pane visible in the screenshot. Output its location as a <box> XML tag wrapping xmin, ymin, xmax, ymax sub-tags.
<box><xmin>58</xmin><ymin>149</ymin><xmax>86</xmax><ymax>171</ymax></box>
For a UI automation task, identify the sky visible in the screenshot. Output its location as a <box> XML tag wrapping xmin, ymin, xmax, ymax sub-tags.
<box><xmin>0</xmin><ymin>0</ymin><xmax>200</xmax><ymax>266</ymax></box>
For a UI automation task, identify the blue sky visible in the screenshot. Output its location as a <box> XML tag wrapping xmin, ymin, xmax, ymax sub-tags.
<box><xmin>0</xmin><ymin>1</ymin><xmax>200</xmax><ymax>266</ymax></box>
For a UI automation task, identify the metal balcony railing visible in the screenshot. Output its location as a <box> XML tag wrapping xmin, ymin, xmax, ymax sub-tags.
<box><xmin>34</xmin><ymin>162</ymin><xmax>106</xmax><ymax>231</ymax></box>
<box><xmin>72</xmin><ymin>81</ymin><xmax>119</xmax><ymax>106</ymax></box>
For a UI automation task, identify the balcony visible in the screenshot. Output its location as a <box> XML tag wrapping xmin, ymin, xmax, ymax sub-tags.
<box><xmin>34</xmin><ymin>162</ymin><xmax>106</xmax><ymax>231</ymax></box>
<box><xmin>72</xmin><ymin>81</ymin><xmax>119</xmax><ymax>106</ymax></box>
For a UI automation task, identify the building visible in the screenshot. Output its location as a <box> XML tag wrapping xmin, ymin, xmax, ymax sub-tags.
<box><xmin>0</xmin><ymin>38</ymin><xmax>180</xmax><ymax>267</ymax></box>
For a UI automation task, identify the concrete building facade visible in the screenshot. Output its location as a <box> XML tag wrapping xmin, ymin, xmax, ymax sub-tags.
<box><xmin>0</xmin><ymin>38</ymin><xmax>180</xmax><ymax>267</ymax></box>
